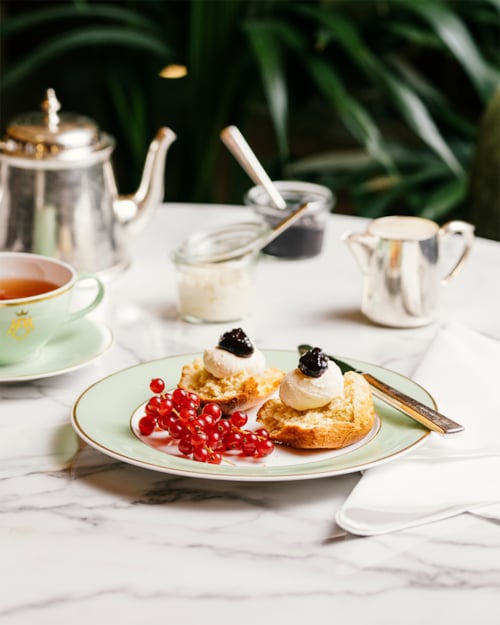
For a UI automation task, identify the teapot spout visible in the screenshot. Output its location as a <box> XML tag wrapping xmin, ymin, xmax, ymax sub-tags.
<box><xmin>342</xmin><ymin>231</ymin><xmax>377</xmax><ymax>275</ymax></box>
<box><xmin>114</xmin><ymin>127</ymin><xmax>177</xmax><ymax>234</ymax></box>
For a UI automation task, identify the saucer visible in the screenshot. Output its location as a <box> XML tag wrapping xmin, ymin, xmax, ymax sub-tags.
<box><xmin>0</xmin><ymin>317</ymin><xmax>113</xmax><ymax>382</ymax></box>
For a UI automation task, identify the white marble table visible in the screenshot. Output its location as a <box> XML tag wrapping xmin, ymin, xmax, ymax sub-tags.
<box><xmin>2</xmin><ymin>204</ymin><xmax>499</xmax><ymax>624</ymax></box>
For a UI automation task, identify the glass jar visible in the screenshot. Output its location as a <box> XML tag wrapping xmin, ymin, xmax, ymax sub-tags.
<box><xmin>172</xmin><ymin>222</ymin><xmax>266</xmax><ymax>323</ymax></box>
<box><xmin>244</xmin><ymin>180</ymin><xmax>334</xmax><ymax>259</ymax></box>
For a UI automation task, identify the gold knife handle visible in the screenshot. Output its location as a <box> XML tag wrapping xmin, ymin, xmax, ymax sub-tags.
<box><xmin>363</xmin><ymin>373</ymin><xmax>464</xmax><ymax>434</ymax></box>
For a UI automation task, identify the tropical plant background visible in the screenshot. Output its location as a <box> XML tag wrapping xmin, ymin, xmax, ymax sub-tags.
<box><xmin>1</xmin><ymin>0</ymin><xmax>499</xmax><ymax>238</ymax></box>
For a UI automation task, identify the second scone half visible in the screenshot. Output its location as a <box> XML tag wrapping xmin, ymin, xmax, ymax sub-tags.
<box><xmin>256</xmin><ymin>371</ymin><xmax>375</xmax><ymax>449</ymax></box>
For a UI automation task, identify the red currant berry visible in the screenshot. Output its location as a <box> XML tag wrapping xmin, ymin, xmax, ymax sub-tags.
<box><xmin>230</xmin><ymin>411</ymin><xmax>248</xmax><ymax>428</ymax></box>
<box><xmin>224</xmin><ymin>431</ymin><xmax>243</xmax><ymax>450</ymax></box>
<box><xmin>203</xmin><ymin>414</ymin><xmax>214</xmax><ymax>429</ymax></box>
<box><xmin>172</xmin><ymin>387</ymin><xmax>188</xmax><ymax>408</ymax></box>
<box><xmin>242</xmin><ymin>432</ymin><xmax>258</xmax><ymax>456</ymax></box>
<box><xmin>256</xmin><ymin>438</ymin><xmax>274</xmax><ymax>457</ymax></box>
<box><xmin>202</xmin><ymin>403</ymin><xmax>222</xmax><ymax>422</ymax></box>
<box><xmin>215</xmin><ymin>419</ymin><xmax>231</xmax><ymax>436</ymax></box>
<box><xmin>178</xmin><ymin>438</ymin><xmax>193</xmax><ymax>456</ymax></box>
<box><xmin>255</xmin><ymin>428</ymin><xmax>270</xmax><ymax>439</ymax></box>
<box><xmin>193</xmin><ymin>446</ymin><xmax>209</xmax><ymax>462</ymax></box>
<box><xmin>191</xmin><ymin>430</ymin><xmax>209</xmax><ymax>447</ymax></box>
<box><xmin>178</xmin><ymin>407</ymin><xmax>198</xmax><ymax>423</ymax></box>
<box><xmin>181</xmin><ymin>399</ymin><xmax>198</xmax><ymax>413</ymax></box>
<box><xmin>187</xmin><ymin>392</ymin><xmax>201</xmax><ymax>409</ymax></box>
<box><xmin>169</xmin><ymin>422</ymin><xmax>186</xmax><ymax>439</ymax></box>
<box><xmin>138</xmin><ymin>415</ymin><xmax>156</xmax><ymax>436</ymax></box>
<box><xmin>165</xmin><ymin>413</ymin><xmax>178</xmax><ymax>429</ymax></box>
<box><xmin>145</xmin><ymin>396</ymin><xmax>162</xmax><ymax>416</ymax></box>
<box><xmin>149</xmin><ymin>377</ymin><xmax>165</xmax><ymax>394</ymax></box>
<box><xmin>157</xmin><ymin>415</ymin><xmax>171</xmax><ymax>431</ymax></box>
<box><xmin>189</xmin><ymin>417</ymin><xmax>207</xmax><ymax>432</ymax></box>
<box><xmin>178</xmin><ymin>398</ymin><xmax>195</xmax><ymax>412</ymax></box>
<box><xmin>207</xmin><ymin>431</ymin><xmax>221</xmax><ymax>448</ymax></box>
<box><xmin>158</xmin><ymin>396</ymin><xmax>174</xmax><ymax>416</ymax></box>
<box><xmin>207</xmin><ymin>451</ymin><xmax>222</xmax><ymax>464</ymax></box>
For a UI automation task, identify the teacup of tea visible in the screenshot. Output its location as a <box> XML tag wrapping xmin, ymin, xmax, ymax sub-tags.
<box><xmin>0</xmin><ymin>252</ymin><xmax>104</xmax><ymax>365</ymax></box>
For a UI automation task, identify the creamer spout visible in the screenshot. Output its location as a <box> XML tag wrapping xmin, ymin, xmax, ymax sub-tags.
<box><xmin>342</xmin><ymin>231</ymin><xmax>377</xmax><ymax>275</ymax></box>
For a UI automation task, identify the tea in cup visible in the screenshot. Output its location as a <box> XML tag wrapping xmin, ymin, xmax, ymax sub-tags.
<box><xmin>0</xmin><ymin>252</ymin><xmax>104</xmax><ymax>364</ymax></box>
<box><xmin>344</xmin><ymin>216</ymin><xmax>474</xmax><ymax>327</ymax></box>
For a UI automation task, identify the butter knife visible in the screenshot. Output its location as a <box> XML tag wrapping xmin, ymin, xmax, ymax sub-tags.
<box><xmin>297</xmin><ymin>344</ymin><xmax>464</xmax><ymax>434</ymax></box>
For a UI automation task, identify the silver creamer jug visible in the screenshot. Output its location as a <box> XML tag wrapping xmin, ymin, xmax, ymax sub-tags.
<box><xmin>0</xmin><ymin>89</ymin><xmax>176</xmax><ymax>278</ymax></box>
<box><xmin>344</xmin><ymin>216</ymin><xmax>475</xmax><ymax>327</ymax></box>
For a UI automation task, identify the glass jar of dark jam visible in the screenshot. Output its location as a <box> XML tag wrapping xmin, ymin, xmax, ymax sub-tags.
<box><xmin>244</xmin><ymin>181</ymin><xmax>334</xmax><ymax>260</ymax></box>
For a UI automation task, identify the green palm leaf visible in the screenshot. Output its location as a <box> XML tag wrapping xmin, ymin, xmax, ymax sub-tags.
<box><xmin>391</xmin><ymin>0</ymin><xmax>500</xmax><ymax>102</ymax></box>
<box><xmin>378</xmin><ymin>71</ymin><xmax>463</xmax><ymax>174</ymax></box>
<box><xmin>244</xmin><ymin>21</ymin><xmax>289</xmax><ymax>161</ymax></box>
<box><xmin>2</xmin><ymin>27</ymin><xmax>171</xmax><ymax>91</ymax></box>
<box><xmin>0</xmin><ymin>3</ymin><xmax>157</xmax><ymax>36</ymax></box>
<box><xmin>387</xmin><ymin>54</ymin><xmax>476</xmax><ymax>138</ymax></box>
<box><xmin>296</xmin><ymin>5</ymin><xmax>462</xmax><ymax>174</ymax></box>
<box><xmin>188</xmin><ymin>0</ymin><xmax>242</xmax><ymax>79</ymax></box>
<box><xmin>107</xmin><ymin>77</ymin><xmax>148</xmax><ymax>164</ymax></box>
<box><xmin>304</xmin><ymin>57</ymin><xmax>394</xmax><ymax>172</ymax></box>
<box><xmin>419</xmin><ymin>176</ymin><xmax>468</xmax><ymax>220</ymax></box>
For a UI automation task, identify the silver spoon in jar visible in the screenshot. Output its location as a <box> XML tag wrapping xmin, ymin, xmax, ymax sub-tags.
<box><xmin>220</xmin><ymin>125</ymin><xmax>288</xmax><ymax>210</ymax></box>
<box><xmin>187</xmin><ymin>201</ymin><xmax>310</xmax><ymax>264</ymax></box>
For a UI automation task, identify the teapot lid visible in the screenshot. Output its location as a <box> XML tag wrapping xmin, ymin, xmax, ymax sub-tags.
<box><xmin>1</xmin><ymin>88</ymin><xmax>114</xmax><ymax>161</ymax></box>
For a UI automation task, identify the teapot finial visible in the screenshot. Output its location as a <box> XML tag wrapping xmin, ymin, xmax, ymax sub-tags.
<box><xmin>41</xmin><ymin>88</ymin><xmax>61</xmax><ymax>131</ymax></box>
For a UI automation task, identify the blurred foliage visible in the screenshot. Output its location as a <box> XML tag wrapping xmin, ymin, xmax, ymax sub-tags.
<box><xmin>1</xmin><ymin>0</ymin><xmax>499</xmax><ymax>235</ymax></box>
<box><xmin>464</xmin><ymin>85</ymin><xmax>500</xmax><ymax>240</ymax></box>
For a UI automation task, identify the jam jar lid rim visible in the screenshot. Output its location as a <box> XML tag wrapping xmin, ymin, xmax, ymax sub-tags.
<box><xmin>244</xmin><ymin>180</ymin><xmax>334</xmax><ymax>213</ymax></box>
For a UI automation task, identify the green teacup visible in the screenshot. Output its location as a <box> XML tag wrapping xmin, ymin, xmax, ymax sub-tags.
<box><xmin>0</xmin><ymin>252</ymin><xmax>104</xmax><ymax>365</ymax></box>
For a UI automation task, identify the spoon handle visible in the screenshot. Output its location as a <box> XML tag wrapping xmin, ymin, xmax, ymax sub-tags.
<box><xmin>220</xmin><ymin>125</ymin><xmax>287</xmax><ymax>210</ymax></box>
<box><xmin>256</xmin><ymin>202</ymin><xmax>310</xmax><ymax>249</ymax></box>
<box><xmin>208</xmin><ymin>202</ymin><xmax>310</xmax><ymax>263</ymax></box>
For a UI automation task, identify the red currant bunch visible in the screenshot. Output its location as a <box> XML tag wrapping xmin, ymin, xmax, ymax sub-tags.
<box><xmin>137</xmin><ymin>377</ymin><xmax>275</xmax><ymax>464</ymax></box>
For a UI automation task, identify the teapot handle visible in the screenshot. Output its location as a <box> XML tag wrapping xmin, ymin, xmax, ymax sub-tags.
<box><xmin>439</xmin><ymin>220</ymin><xmax>475</xmax><ymax>285</ymax></box>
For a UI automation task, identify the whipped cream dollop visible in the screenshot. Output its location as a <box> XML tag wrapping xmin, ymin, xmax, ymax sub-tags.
<box><xmin>203</xmin><ymin>346</ymin><xmax>266</xmax><ymax>378</ymax></box>
<box><xmin>279</xmin><ymin>360</ymin><xmax>344</xmax><ymax>410</ymax></box>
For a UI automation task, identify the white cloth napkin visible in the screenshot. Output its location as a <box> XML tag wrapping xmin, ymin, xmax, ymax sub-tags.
<box><xmin>336</xmin><ymin>322</ymin><xmax>500</xmax><ymax>535</ymax></box>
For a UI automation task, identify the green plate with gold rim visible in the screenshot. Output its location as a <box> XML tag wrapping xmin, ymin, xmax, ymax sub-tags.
<box><xmin>71</xmin><ymin>350</ymin><xmax>431</xmax><ymax>481</ymax></box>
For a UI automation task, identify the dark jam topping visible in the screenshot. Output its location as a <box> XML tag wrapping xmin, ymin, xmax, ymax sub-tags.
<box><xmin>298</xmin><ymin>347</ymin><xmax>328</xmax><ymax>378</ymax></box>
<box><xmin>262</xmin><ymin>222</ymin><xmax>324</xmax><ymax>259</ymax></box>
<box><xmin>218</xmin><ymin>328</ymin><xmax>254</xmax><ymax>358</ymax></box>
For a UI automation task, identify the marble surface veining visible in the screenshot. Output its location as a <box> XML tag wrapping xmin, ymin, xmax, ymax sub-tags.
<box><xmin>1</xmin><ymin>205</ymin><xmax>499</xmax><ymax>625</ymax></box>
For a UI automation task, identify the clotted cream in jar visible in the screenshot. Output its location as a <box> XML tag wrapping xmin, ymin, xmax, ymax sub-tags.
<box><xmin>172</xmin><ymin>222</ymin><xmax>267</xmax><ymax>323</ymax></box>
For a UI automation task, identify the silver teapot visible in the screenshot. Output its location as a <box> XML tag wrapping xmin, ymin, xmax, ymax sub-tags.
<box><xmin>0</xmin><ymin>88</ymin><xmax>176</xmax><ymax>278</ymax></box>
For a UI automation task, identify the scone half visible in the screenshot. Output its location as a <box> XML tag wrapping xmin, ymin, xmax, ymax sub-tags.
<box><xmin>256</xmin><ymin>371</ymin><xmax>375</xmax><ymax>449</ymax></box>
<box><xmin>179</xmin><ymin>358</ymin><xmax>284</xmax><ymax>414</ymax></box>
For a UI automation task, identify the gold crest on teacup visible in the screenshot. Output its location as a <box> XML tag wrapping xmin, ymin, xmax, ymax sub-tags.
<box><xmin>7</xmin><ymin>309</ymin><xmax>34</xmax><ymax>341</ymax></box>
